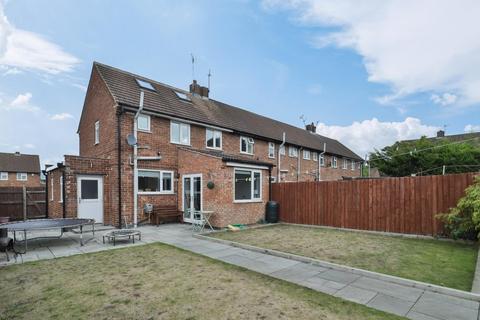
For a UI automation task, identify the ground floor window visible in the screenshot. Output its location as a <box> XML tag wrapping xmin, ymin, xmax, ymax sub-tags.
<box><xmin>234</xmin><ymin>169</ymin><xmax>261</xmax><ymax>202</ymax></box>
<box><xmin>138</xmin><ymin>170</ymin><xmax>173</xmax><ymax>194</ymax></box>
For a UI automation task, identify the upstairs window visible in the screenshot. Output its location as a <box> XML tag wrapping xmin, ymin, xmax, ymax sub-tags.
<box><xmin>16</xmin><ymin>172</ymin><xmax>27</xmax><ymax>181</ymax></box>
<box><xmin>59</xmin><ymin>176</ymin><xmax>63</xmax><ymax>203</ymax></box>
<box><xmin>136</xmin><ymin>79</ymin><xmax>155</xmax><ymax>91</ymax></box>
<box><xmin>312</xmin><ymin>152</ymin><xmax>318</xmax><ymax>161</ymax></box>
<box><xmin>206</xmin><ymin>128</ymin><xmax>222</xmax><ymax>150</ymax></box>
<box><xmin>240</xmin><ymin>136</ymin><xmax>254</xmax><ymax>154</ymax></box>
<box><xmin>137</xmin><ymin>114</ymin><xmax>151</xmax><ymax>132</ymax></box>
<box><xmin>303</xmin><ymin>150</ymin><xmax>311</xmax><ymax>160</ymax></box>
<box><xmin>0</xmin><ymin>172</ymin><xmax>7</xmax><ymax>180</ymax></box>
<box><xmin>268</xmin><ymin>142</ymin><xmax>275</xmax><ymax>158</ymax></box>
<box><xmin>289</xmin><ymin>146</ymin><xmax>298</xmax><ymax>158</ymax></box>
<box><xmin>51</xmin><ymin>178</ymin><xmax>54</xmax><ymax>201</ymax></box>
<box><xmin>170</xmin><ymin>121</ymin><xmax>190</xmax><ymax>145</ymax></box>
<box><xmin>320</xmin><ymin>154</ymin><xmax>325</xmax><ymax>166</ymax></box>
<box><xmin>351</xmin><ymin>161</ymin><xmax>356</xmax><ymax>171</ymax></box>
<box><xmin>138</xmin><ymin>170</ymin><xmax>173</xmax><ymax>194</ymax></box>
<box><xmin>332</xmin><ymin>156</ymin><xmax>338</xmax><ymax>168</ymax></box>
<box><xmin>343</xmin><ymin>159</ymin><xmax>348</xmax><ymax>169</ymax></box>
<box><xmin>94</xmin><ymin>121</ymin><xmax>100</xmax><ymax>145</ymax></box>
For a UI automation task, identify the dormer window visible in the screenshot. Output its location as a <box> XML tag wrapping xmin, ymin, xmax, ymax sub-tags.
<box><xmin>136</xmin><ymin>79</ymin><xmax>155</xmax><ymax>91</ymax></box>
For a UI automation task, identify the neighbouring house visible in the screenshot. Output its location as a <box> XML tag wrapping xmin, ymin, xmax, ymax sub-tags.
<box><xmin>46</xmin><ymin>62</ymin><xmax>362</xmax><ymax>228</ymax></box>
<box><xmin>406</xmin><ymin>130</ymin><xmax>480</xmax><ymax>146</ymax></box>
<box><xmin>0</xmin><ymin>152</ymin><xmax>42</xmax><ymax>187</ymax></box>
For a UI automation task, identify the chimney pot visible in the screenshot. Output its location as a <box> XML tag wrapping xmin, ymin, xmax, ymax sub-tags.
<box><xmin>189</xmin><ymin>80</ymin><xmax>209</xmax><ymax>98</ymax></box>
<box><xmin>436</xmin><ymin>130</ymin><xmax>445</xmax><ymax>138</ymax></box>
<box><xmin>306</xmin><ymin>122</ymin><xmax>316</xmax><ymax>133</ymax></box>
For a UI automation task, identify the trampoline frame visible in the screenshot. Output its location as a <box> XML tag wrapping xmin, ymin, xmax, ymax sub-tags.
<box><xmin>0</xmin><ymin>218</ymin><xmax>95</xmax><ymax>254</ymax></box>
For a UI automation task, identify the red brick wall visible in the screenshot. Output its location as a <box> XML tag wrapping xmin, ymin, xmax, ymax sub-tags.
<box><xmin>0</xmin><ymin>172</ymin><xmax>42</xmax><ymax>187</ymax></box>
<box><xmin>46</xmin><ymin>168</ymin><xmax>64</xmax><ymax>218</ymax></box>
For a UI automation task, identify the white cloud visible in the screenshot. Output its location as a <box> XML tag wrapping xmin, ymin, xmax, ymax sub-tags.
<box><xmin>430</xmin><ymin>93</ymin><xmax>457</xmax><ymax>106</ymax></box>
<box><xmin>1</xmin><ymin>92</ymin><xmax>40</xmax><ymax>112</ymax></box>
<box><xmin>464</xmin><ymin>124</ymin><xmax>480</xmax><ymax>133</ymax></box>
<box><xmin>10</xmin><ymin>92</ymin><xmax>32</xmax><ymax>106</ymax></box>
<box><xmin>49</xmin><ymin>112</ymin><xmax>74</xmax><ymax>121</ymax></box>
<box><xmin>316</xmin><ymin>117</ymin><xmax>439</xmax><ymax>156</ymax></box>
<box><xmin>24</xmin><ymin>143</ymin><xmax>35</xmax><ymax>149</ymax></box>
<box><xmin>262</xmin><ymin>0</ymin><xmax>480</xmax><ymax>106</ymax></box>
<box><xmin>71</xmin><ymin>83</ymin><xmax>87</xmax><ymax>92</ymax></box>
<box><xmin>0</xmin><ymin>2</ymin><xmax>79</xmax><ymax>74</ymax></box>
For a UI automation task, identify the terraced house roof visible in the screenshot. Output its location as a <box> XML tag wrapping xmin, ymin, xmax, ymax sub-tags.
<box><xmin>94</xmin><ymin>62</ymin><xmax>363</xmax><ymax>161</ymax></box>
<box><xmin>0</xmin><ymin>152</ymin><xmax>40</xmax><ymax>173</ymax></box>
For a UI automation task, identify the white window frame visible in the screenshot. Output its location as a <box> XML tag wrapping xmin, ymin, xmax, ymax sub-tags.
<box><xmin>320</xmin><ymin>154</ymin><xmax>325</xmax><ymax>166</ymax></box>
<box><xmin>206</xmin><ymin>128</ymin><xmax>222</xmax><ymax>150</ymax></box>
<box><xmin>332</xmin><ymin>156</ymin><xmax>338</xmax><ymax>168</ymax></box>
<box><xmin>170</xmin><ymin>121</ymin><xmax>191</xmax><ymax>146</ymax></box>
<box><xmin>0</xmin><ymin>172</ymin><xmax>7</xmax><ymax>180</ymax></box>
<box><xmin>351</xmin><ymin>161</ymin><xmax>356</xmax><ymax>171</ymax></box>
<box><xmin>312</xmin><ymin>152</ymin><xmax>318</xmax><ymax>162</ymax></box>
<box><xmin>50</xmin><ymin>178</ymin><xmax>54</xmax><ymax>201</ymax></box>
<box><xmin>137</xmin><ymin>114</ymin><xmax>151</xmax><ymax>132</ymax></box>
<box><xmin>94</xmin><ymin>120</ymin><xmax>100</xmax><ymax>145</ymax></box>
<box><xmin>289</xmin><ymin>146</ymin><xmax>298</xmax><ymax>158</ymax></box>
<box><xmin>343</xmin><ymin>158</ymin><xmax>348</xmax><ymax>169</ymax></box>
<box><xmin>233</xmin><ymin>168</ymin><xmax>262</xmax><ymax>203</ymax></box>
<box><xmin>138</xmin><ymin>169</ymin><xmax>174</xmax><ymax>195</ymax></box>
<box><xmin>268</xmin><ymin>142</ymin><xmax>275</xmax><ymax>159</ymax></box>
<box><xmin>279</xmin><ymin>145</ymin><xmax>286</xmax><ymax>156</ymax></box>
<box><xmin>16</xmin><ymin>172</ymin><xmax>27</xmax><ymax>181</ymax></box>
<box><xmin>303</xmin><ymin>150</ymin><xmax>311</xmax><ymax>160</ymax></box>
<box><xmin>240</xmin><ymin>136</ymin><xmax>254</xmax><ymax>155</ymax></box>
<box><xmin>59</xmin><ymin>176</ymin><xmax>63</xmax><ymax>203</ymax></box>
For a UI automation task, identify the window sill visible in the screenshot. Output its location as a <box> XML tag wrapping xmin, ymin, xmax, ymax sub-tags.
<box><xmin>138</xmin><ymin>129</ymin><xmax>151</xmax><ymax>133</ymax></box>
<box><xmin>233</xmin><ymin>199</ymin><xmax>263</xmax><ymax>204</ymax></box>
<box><xmin>240</xmin><ymin>151</ymin><xmax>254</xmax><ymax>156</ymax></box>
<box><xmin>268</xmin><ymin>156</ymin><xmax>275</xmax><ymax>159</ymax></box>
<box><xmin>206</xmin><ymin>146</ymin><xmax>222</xmax><ymax>151</ymax></box>
<box><xmin>170</xmin><ymin>141</ymin><xmax>191</xmax><ymax>146</ymax></box>
<box><xmin>138</xmin><ymin>192</ymin><xmax>175</xmax><ymax>195</ymax></box>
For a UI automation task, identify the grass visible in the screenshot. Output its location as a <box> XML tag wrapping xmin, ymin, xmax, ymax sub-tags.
<box><xmin>209</xmin><ymin>224</ymin><xmax>478</xmax><ymax>291</ymax></box>
<box><xmin>0</xmin><ymin>243</ymin><xmax>404</xmax><ymax>320</ymax></box>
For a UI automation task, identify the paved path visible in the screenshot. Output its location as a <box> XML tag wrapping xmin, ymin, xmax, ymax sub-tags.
<box><xmin>1</xmin><ymin>224</ymin><xmax>478</xmax><ymax>320</ymax></box>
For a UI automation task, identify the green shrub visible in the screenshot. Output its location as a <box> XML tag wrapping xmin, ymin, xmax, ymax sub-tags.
<box><xmin>437</xmin><ymin>177</ymin><xmax>480</xmax><ymax>240</ymax></box>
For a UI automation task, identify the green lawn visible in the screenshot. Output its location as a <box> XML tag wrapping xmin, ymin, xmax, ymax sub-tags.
<box><xmin>0</xmin><ymin>243</ymin><xmax>403</xmax><ymax>320</ymax></box>
<box><xmin>209</xmin><ymin>224</ymin><xmax>478</xmax><ymax>291</ymax></box>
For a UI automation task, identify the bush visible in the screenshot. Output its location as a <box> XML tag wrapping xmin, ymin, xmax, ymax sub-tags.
<box><xmin>437</xmin><ymin>177</ymin><xmax>480</xmax><ymax>240</ymax></box>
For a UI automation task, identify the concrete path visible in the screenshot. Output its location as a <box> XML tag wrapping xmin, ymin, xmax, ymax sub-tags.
<box><xmin>1</xmin><ymin>224</ymin><xmax>479</xmax><ymax>320</ymax></box>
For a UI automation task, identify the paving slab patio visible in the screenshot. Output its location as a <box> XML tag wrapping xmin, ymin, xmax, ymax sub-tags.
<box><xmin>1</xmin><ymin>223</ymin><xmax>479</xmax><ymax>320</ymax></box>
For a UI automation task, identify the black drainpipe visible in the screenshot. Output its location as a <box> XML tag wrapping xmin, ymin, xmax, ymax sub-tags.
<box><xmin>268</xmin><ymin>166</ymin><xmax>272</xmax><ymax>201</ymax></box>
<box><xmin>117</xmin><ymin>106</ymin><xmax>124</xmax><ymax>229</ymax></box>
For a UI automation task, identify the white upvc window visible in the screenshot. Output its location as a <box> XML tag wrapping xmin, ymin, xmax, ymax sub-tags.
<box><xmin>351</xmin><ymin>161</ymin><xmax>356</xmax><ymax>171</ymax></box>
<box><xmin>137</xmin><ymin>114</ymin><xmax>151</xmax><ymax>132</ymax></box>
<box><xmin>312</xmin><ymin>152</ymin><xmax>318</xmax><ymax>161</ymax></box>
<box><xmin>279</xmin><ymin>145</ymin><xmax>286</xmax><ymax>155</ymax></box>
<box><xmin>303</xmin><ymin>150</ymin><xmax>311</xmax><ymax>160</ymax></box>
<box><xmin>234</xmin><ymin>168</ymin><xmax>262</xmax><ymax>202</ymax></box>
<box><xmin>59</xmin><ymin>176</ymin><xmax>63</xmax><ymax>203</ymax></box>
<box><xmin>320</xmin><ymin>154</ymin><xmax>325</xmax><ymax>166</ymax></box>
<box><xmin>343</xmin><ymin>158</ymin><xmax>348</xmax><ymax>169</ymax></box>
<box><xmin>268</xmin><ymin>142</ymin><xmax>275</xmax><ymax>158</ymax></box>
<box><xmin>170</xmin><ymin>121</ymin><xmax>190</xmax><ymax>145</ymax></box>
<box><xmin>51</xmin><ymin>178</ymin><xmax>54</xmax><ymax>201</ymax></box>
<box><xmin>0</xmin><ymin>172</ymin><xmax>7</xmax><ymax>180</ymax></box>
<box><xmin>206</xmin><ymin>128</ymin><xmax>222</xmax><ymax>150</ymax></box>
<box><xmin>240</xmin><ymin>136</ymin><xmax>254</xmax><ymax>155</ymax></box>
<box><xmin>16</xmin><ymin>172</ymin><xmax>27</xmax><ymax>181</ymax></box>
<box><xmin>138</xmin><ymin>170</ymin><xmax>174</xmax><ymax>194</ymax></box>
<box><xmin>288</xmin><ymin>146</ymin><xmax>298</xmax><ymax>158</ymax></box>
<box><xmin>332</xmin><ymin>156</ymin><xmax>338</xmax><ymax>168</ymax></box>
<box><xmin>94</xmin><ymin>120</ymin><xmax>100</xmax><ymax>145</ymax></box>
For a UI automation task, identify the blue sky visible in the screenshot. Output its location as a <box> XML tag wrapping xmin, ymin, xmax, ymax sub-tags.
<box><xmin>1</xmin><ymin>0</ymin><xmax>479</xmax><ymax>165</ymax></box>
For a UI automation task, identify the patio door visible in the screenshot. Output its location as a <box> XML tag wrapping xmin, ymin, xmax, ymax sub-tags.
<box><xmin>182</xmin><ymin>174</ymin><xmax>202</xmax><ymax>223</ymax></box>
<box><xmin>77</xmin><ymin>175</ymin><xmax>103</xmax><ymax>223</ymax></box>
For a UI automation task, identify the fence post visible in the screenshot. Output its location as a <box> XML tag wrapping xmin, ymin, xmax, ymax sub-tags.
<box><xmin>22</xmin><ymin>186</ymin><xmax>27</xmax><ymax>221</ymax></box>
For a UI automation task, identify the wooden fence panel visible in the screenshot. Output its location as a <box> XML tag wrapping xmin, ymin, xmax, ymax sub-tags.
<box><xmin>272</xmin><ymin>172</ymin><xmax>478</xmax><ymax>236</ymax></box>
<box><xmin>0</xmin><ymin>187</ymin><xmax>46</xmax><ymax>221</ymax></box>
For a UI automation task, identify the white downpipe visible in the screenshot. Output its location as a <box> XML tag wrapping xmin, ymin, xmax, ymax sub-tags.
<box><xmin>133</xmin><ymin>91</ymin><xmax>144</xmax><ymax>228</ymax></box>
<box><xmin>318</xmin><ymin>143</ymin><xmax>326</xmax><ymax>181</ymax></box>
<box><xmin>277</xmin><ymin>132</ymin><xmax>286</xmax><ymax>181</ymax></box>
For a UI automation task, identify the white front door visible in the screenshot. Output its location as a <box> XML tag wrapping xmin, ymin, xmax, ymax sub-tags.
<box><xmin>77</xmin><ymin>175</ymin><xmax>103</xmax><ymax>223</ymax></box>
<box><xmin>182</xmin><ymin>174</ymin><xmax>202</xmax><ymax>223</ymax></box>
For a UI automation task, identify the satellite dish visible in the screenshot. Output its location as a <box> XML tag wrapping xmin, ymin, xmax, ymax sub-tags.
<box><xmin>126</xmin><ymin>134</ymin><xmax>137</xmax><ymax>146</ymax></box>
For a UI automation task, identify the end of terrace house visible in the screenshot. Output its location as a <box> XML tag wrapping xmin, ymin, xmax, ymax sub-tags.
<box><xmin>45</xmin><ymin>62</ymin><xmax>362</xmax><ymax>228</ymax></box>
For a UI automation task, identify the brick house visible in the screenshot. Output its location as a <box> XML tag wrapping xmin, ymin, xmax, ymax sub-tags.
<box><xmin>0</xmin><ymin>152</ymin><xmax>42</xmax><ymax>187</ymax></box>
<box><xmin>46</xmin><ymin>62</ymin><xmax>362</xmax><ymax>228</ymax></box>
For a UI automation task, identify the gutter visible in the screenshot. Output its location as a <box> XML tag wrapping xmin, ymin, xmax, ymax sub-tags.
<box><xmin>132</xmin><ymin>91</ymin><xmax>145</xmax><ymax>228</ymax></box>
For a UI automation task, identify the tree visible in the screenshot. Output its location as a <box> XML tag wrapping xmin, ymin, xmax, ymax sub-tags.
<box><xmin>369</xmin><ymin>137</ymin><xmax>480</xmax><ymax>177</ymax></box>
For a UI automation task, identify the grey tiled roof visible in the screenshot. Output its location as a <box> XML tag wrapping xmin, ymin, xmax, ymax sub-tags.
<box><xmin>0</xmin><ymin>152</ymin><xmax>40</xmax><ymax>173</ymax></box>
<box><xmin>94</xmin><ymin>62</ymin><xmax>363</xmax><ymax>161</ymax></box>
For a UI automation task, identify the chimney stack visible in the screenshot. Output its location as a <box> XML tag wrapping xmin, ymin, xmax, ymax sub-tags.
<box><xmin>14</xmin><ymin>151</ymin><xmax>20</xmax><ymax>156</ymax></box>
<box><xmin>305</xmin><ymin>122</ymin><xmax>316</xmax><ymax>133</ymax></box>
<box><xmin>189</xmin><ymin>80</ymin><xmax>209</xmax><ymax>98</ymax></box>
<box><xmin>436</xmin><ymin>130</ymin><xmax>445</xmax><ymax>138</ymax></box>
